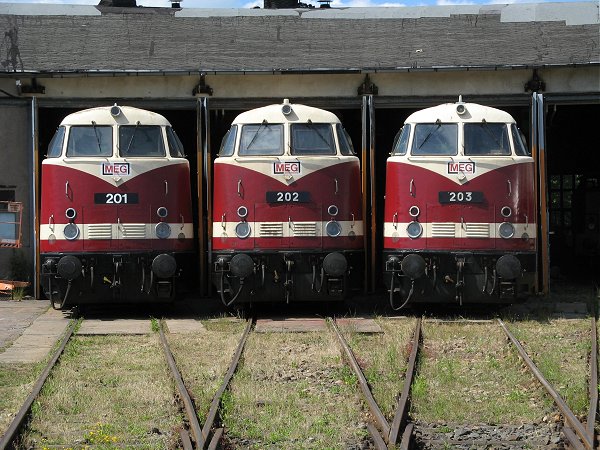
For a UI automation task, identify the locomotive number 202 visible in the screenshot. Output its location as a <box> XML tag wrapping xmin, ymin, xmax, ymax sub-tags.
<box><xmin>266</xmin><ymin>191</ymin><xmax>310</xmax><ymax>203</ymax></box>
<box><xmin>438</xmin><ymin>191</ymin><xmax>483</xmax><ymax>203</ymax></box>
<box><xmin>94</xmin><ymin>193</ymin><xmax>139</xmax><ymax>204</ymax></box>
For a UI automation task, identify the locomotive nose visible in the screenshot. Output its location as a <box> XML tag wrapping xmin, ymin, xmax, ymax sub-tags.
<box><xmin>152</xmin><ymin>254</ymin><xmax>177</xmax><ymax>279</ymax></box>
<box><xmin>496</xmin><ymin>254</ymin><xmax>522</xmax><ymax>280</ymax></box>
<box><xmin>57</xmin><ymin>255</ymin><xmax>82</xmax><ymax>280</ymax></box>
<box><xmin>323</xmin><ymin>252</ymin><xmax>348</xmax><ymax>277</ymax></box>
<box><xmin>401</xmin><ymin>254</ymin><xmax>426</xmax><ymax>279</ymax></box>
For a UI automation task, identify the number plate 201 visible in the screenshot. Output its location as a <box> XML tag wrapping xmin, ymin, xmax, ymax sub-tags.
<box><xmin>94</xmin><ymin>193</ymin><xmax>139</xmax><ymax>204</ymax></box>
<box><xmin>439</xmin><ymin>191</ymin><xmax>483</xmax><ymax>203</ymax></box>
<box><xmin>266</xmin><ymin>191</ymin><xmax>310</xmax><ymax>203</ymax></box>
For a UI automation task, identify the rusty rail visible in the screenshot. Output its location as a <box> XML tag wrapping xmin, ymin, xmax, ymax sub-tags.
<box><xmin>389</xmin><ymin>317</ymin><xmax>422</xmax><ymax>445</ymax></box>
<box><xmin>0</xmin><ymin>321</ymin><xmax>77</xmax><ymax>450</ymax></box>
<box><xmin>587</xmin><ymin>316</ymin><xmax>598</xmax><ymax>447</ymax></box>
<box><xmin>329</xmin><ymin>318</ymin><xmax>389</xmax><ymax>448</ymax></box>
<box><xmin>498</xmin><ymin>319</ymin><xmax>593</xmax><ymax>450</ymax></box>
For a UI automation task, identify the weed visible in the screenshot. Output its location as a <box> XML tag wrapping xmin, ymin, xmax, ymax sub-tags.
<box><xmin>150</xmin><ymin>317</ymin><xmax>160</xmax><ymax>333</ymax></box>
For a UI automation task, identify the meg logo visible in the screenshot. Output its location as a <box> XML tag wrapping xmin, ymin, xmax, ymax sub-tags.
<box><xmin>102</xmin><ymin>162</ymin><xmax>130</xmax><ymax>176</ymax></box>
<box><xmin>273</xmin><ymin>162</ymin><xmax>301</xmax><ymax>175</ymax></box>
<box><xmin>448</xmin><ymin>161</ymin><xmax>475</xmax><ymax>174</ymax></box>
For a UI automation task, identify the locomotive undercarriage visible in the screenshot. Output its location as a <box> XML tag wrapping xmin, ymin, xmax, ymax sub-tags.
<box><xmin>41</xmin><ymin>252</ymin><xmax>191</xmax><ymax>309</ymax></box>
<box><xmin>383</xmin><ymin>251</ymin><xmax>536</xmax><ymax>309</ymax></box>
<box><xmin>213</xmin><ymin>250</ymin><xmax>363</xmax><ymax>305</ymax></box>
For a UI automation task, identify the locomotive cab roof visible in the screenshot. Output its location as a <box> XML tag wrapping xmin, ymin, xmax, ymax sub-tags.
<box><xmin>405</xmin><ymin>101</ymin><xmax>516</xmax><ymax>125</ymax></box>
<box><xmin>60</xmin><ymin>105</ymin><xmax>172</xmax><ymax>127</ymax></box>
<box><xmin>231</xmin><ymin>99</ymin><xmax>341</xmax><ymax>125</ymax></box>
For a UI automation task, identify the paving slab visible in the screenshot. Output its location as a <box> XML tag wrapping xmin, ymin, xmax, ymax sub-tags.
<box><xmin>255</xmin><ymin>317</ymin><xmax>327</xmax><ymax>333</ymax></box>
<box><xmin>165</xmin><ymin>319</ymin><xmax>207</xmax><ymax>334</ymax></box>
<box><xmin>0</xmin><ymin>300</ymin><xmax>51</xmax><ymax>350</ymax></box>
<box><xmin>0</xmin><ymin>305</ymin><xmax>70</xmax><ymax>363</ymax></box>
<box><xmin>77</xmin><ymin>319</ymin><xmax>151</xmax><ymax>335</ymax></box>
<box><xmin>335</xmin><ymin>317</ymin><xmax>383</xmax><ymax>333</ymax></box>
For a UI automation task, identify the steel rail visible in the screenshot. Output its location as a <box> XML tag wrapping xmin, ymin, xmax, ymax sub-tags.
<box><xmin>329</xmin><ymin>318</ymin><xmax>391</xmax><ymax>441</ymax></box>
<box><xmin>159</xmin><ymin>326</ymin><xmax>205</xmax><ymax>449</ymax></box>
<box><xmin>587</xmin><ymin>316</ymin><xmax>598</xmax><ymax>446</ymax></box>
<box><xmin>498</xmin><ymin>319</ymin><xmax>593</xmax><ymax>450</ymax></box>
<box><xmin>201</xmin><ymin>318</ymin><xmax>253</xmax><ymax>448</ymax></box>
<box><xmin>0</xmin><ymin>320</ymin><xmax>77</xmax><ymax>450</ymax></box>
<box><xmin>389</xmin><ymin>317</ymin><xmax>422</xmax><ymax>445</ymax></box>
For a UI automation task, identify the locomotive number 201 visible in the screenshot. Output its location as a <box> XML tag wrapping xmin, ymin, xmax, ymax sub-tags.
<box><xmin>94</xmin><ymin>193</ymin><xmax>139</xmax><ymax>204</ymax></box>
<box><xmin>266</xmin><ymin>191</ymin><xmax>310</xmax><ymax>203</ymax></box>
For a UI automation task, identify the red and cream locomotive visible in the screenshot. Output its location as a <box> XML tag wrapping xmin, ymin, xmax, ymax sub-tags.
<box><xmin>40</xmin><ymin>105</ymin><xmax>194</xmax><ymax>308</ymax></box>
<box><xmin>383</xmin><ymin>99</ymin><xmax>536</xmax><ymax>308</ymax></box>
<box><xmin>212</xmin><ymin>100</ymin><xmax>363</xmax><ymax>304</ymax></box>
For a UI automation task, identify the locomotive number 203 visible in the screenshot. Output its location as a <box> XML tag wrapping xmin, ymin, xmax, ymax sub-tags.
<box><xmin>94</xmin><ymin>193</ymin><xmax>139</xmax><ymax>204</ymax></box>
<box><xmin>266</xmin><ymin>191</ymin><xmax>310</xmax><ymax>203</ymax></box>
<box><xmin>439</xmin><ymin>191</ymin><xmax>483</xmax><ymax>203</ymax></box>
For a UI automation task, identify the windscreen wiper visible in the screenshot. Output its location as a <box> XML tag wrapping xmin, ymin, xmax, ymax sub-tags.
<box><xmin>418</xmin><ymin>119</ymin><xmax>442</xmax><ymax>149</ymax></box>
<box><xmin>125</xmin><ymin>121</ymin><xmax>141</xmax><ymax>155</ymax></box>
<box><xmin>305</xmin><ymin>119</ymin><xmax>333</xmax><ymax>149</ymax></box>
<box><xmin>91</xmin><ymin>121</ymin><xmax>103</xmax><ymax>154</ymax></box>
<box><xmin>246</xmin><ymin>119</ymin><xmax>268</xmax><ymax>150</ymax></box>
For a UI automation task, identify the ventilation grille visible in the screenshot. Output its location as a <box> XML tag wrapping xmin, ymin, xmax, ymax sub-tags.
<box><xmin>464</xmin><ymin>223</ymin><xmax>490</xmax><ymax>238</ymax></box>
<box><xmin>431</xmin><ymin>223</ymin><xmax>456</xmax><ymax>238</ymax></box>
<box><xmin>292</xmin><ymin>222</ymin><xmax>317</xmax><ymax>237</ymax></box>
<box><xmin>259</xmin><ymin>223</ymin><xmax>284</xmax><ymax>238</ymax></box>
<box><xmin>87</xmin><ymin>224</ymin><xmax>112</xmax><ymax>240</ymax></box>
<box><xmin>121</xmin><ymin>224</ymin><xmax>146</xmax><ymax>239</ymax></box>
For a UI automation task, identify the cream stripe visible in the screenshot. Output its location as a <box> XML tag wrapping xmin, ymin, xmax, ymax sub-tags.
<box><xmin>40</xmin><ymin>223</ymin><xmax>194</xmax><ymax>241</ymax></box>
<box><xmin>212</xmin><ymin>220</ymin><xmax>363</xmax><ymax>238</ymax></box>
<box><xmin>383</xmin><ymin>222</ymin><xmax>536</xmax><ymax>239</ymax></box>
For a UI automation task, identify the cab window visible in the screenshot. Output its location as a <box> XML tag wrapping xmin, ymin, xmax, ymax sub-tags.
<box><xmin>218</xmin><ymin>125</ymin><xmax>237</xmax><ymax>157</ymax></box>
<box><xmin>166</xmin><ymin>126</ymin><xmax>186</xmax><ymax>157</ymax></box>
<box><xmin>291</xmin><ymin>123</ymin><xmax>335</xmax><ymax>156</ymax></box>
<box><xmin>464</xmin><ymin>122</ymin><xmax>511</xmax><ymax>156</ymax></box>
<box><xmin>392</xmin><ymin>125</ymin><xmax>411</xmax><ymax>156</ymax></box>
<box><xmin>411</xmin><ymin>123</ymin><xmax>457</xmax><ymax>156</ymax></box>
<box><xmin>336</xmin><ymin>124</ymin><xmax>355</xmax><ymax>156</ymax></box>
<box><xmin>239</xmin><ymin>123</ymin><xmax>283</xmax><ymax>156</ymax></box>
<box><xmin>511</xmin><ymin>124</ymin><xmax>530</xmax><ymax>156</ymax></box>
<box><xmin>66</xmin><ymin>125</ymin><xmax>112</xmax><ymax>157</ymax></box>
<box><xmin>119</xmin><ymin>125</ymin><xmax>165</xmax><ymax>157</ymax></box>
<box><xmin>47</xmin><ymin>126</ymin><xmax>65</xmax><ymax>158</ymax></box>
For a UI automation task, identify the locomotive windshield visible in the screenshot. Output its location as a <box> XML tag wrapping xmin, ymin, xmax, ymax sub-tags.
<box><xmin>464</xmin><ymin>122</ymin><xmax>511</xmax><ymax>156</ymax></box>
<box><xmin>218</xmin><ymin>125</ymin><xmax>237</xmax><ymax>157</ymax></box>
<box><xmin>166</xmin><ymin>127</ymin><xmax>186</xmax><ymax>157</ymax></box>
<box><xmin>336</xmin><ymin>124</ymin><xmax>355</xmax><ymax>156</ymax></box>
<box><xmin>239</xmin><ymin>123</ymin><xmax>283</xmax><ymax>156</ymax></box>
<box><xmin>66</xmin><ymin>125</ymin><xmax>112</xmax><ymax>157</ymax></box>
<box><xmin>119</xmin><ymin>125</ymin><xmax>165</xmax><ymax>157</ymax></box>
<box><xmin>411</xmin><ymin>123</ymin><xmax>458</xmax><ymax>156</ymax></box>
<box><xmin>511</xmin><ymin>124</ymin><xmax>530</xmax><ymax>156</ymax></box>
<box><xmin>291</xmin><ymin>123</ymin><xmax>335</xmax><ymax>156</ymax></box>
<box><xmin>46</xmin><ymin>126</ymin><xmax>65</xmax><ymax>158</ymax></box>
<box><xmin>392</xmin><ymin>125</ymin><xmax>411</xmax><ymax>156</ymax></box>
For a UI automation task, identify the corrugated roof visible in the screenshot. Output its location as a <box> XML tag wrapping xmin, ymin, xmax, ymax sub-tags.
<box><xmin>0</xmin><ymin>2</ymin><xmax>597</xmax><ymax>74</ymax></box>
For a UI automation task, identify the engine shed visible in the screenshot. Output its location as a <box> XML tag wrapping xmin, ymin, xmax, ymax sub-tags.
<box><xmin>0</xmin><ymin>1</ymin><xmax>598</xmax><ymax>298</ymax></box>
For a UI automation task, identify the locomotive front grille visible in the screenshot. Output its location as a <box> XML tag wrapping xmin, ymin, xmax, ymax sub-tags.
<box><xmin>121</xmin><ymin>224</ymin><xmax>147</xmax><ymax>239</ymax></box>
<box><xmin>431</xmin><ymin>223</ymin><xmax>456</xmax><ymax>238</ymax></box>
<box><xmin>87</xmin><ymin>224</ymin><xmax>112</xmax><ymax>240</ymax></box>
<box><xmin>292</xmin><ymin>222</ymin><xmax>317</xmax><ymax>237</ymax></box>
<box><xmin>464</xmin><ymin>223</ymin><xmax>490</xmax><ymax>238</ymax></box>
<box><xmin>259</xmin><ymin>223</ymin><xmax>284</xmax><ymax>238</ymax></box>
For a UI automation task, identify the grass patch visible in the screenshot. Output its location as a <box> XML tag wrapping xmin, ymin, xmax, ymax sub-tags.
<box><xmin>21</xmin><ymin>335</ymin><xmax>181</xmax><ymax>449</ymax></box>
<box><xmin>506</xmin><ymin>318</ymin><xmax>591</xmax><ymax>415</ymax></box>
<box><xmin>223</xmin><ymin>332</ymin><xmax>368</xmax><ymax>448</ymax></box>
<box><xmin>411</xmin><ymin>322</ymin><xmax>552</xmax><ymax>424</ymax></box>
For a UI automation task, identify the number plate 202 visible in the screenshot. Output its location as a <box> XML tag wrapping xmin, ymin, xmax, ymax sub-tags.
<box><xmin>94</xmin><ymin>193</ymin><xmax>139</xmax><ymax>204</ymax></box>
<box><xmin>439</xmin><ymin>191</ymin><xmax>483</xmax><ymax>203</ymax></box>
<box><xmin>266</xmin><ymin>191</ymin><xmax>310</xmax><ymax>203</ymax></box>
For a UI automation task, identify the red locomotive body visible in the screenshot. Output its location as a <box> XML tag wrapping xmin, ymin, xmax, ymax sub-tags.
<box><xmin>40</xmin><ymin>105</ymin><xmax>194</xmax><ymax>308</ymax></box>
<box><xmin>383</xmin><ymin>100</ymin><xmax>537</xmax><ymax>307</ymax></box>
<box><xmin>212</xmin><ymin>100</ymin><xmax>363</xmax><ymax>304</ymax></box>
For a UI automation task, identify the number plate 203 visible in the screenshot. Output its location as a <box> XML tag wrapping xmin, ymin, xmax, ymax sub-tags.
<box><xmin>439</xmin><ymin>191</ymin><xmax>484</xmax><ymax>203</ymax></box>
<box><xmin>94</xmin><ymin>193</ymin><xmax>139</xmax><ymax>204</ymax></box>
<box><xmin>266</xmin><ymin>191</ymin><xmax>310</xmax><ymax>203</ymax></box>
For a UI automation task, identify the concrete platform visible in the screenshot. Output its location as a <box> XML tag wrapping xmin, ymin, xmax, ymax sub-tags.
<box><xmin>164</xmin><ymin>319</ymin><xmax>207</xmax><ymax>334</ymax></box>
<box><xmin>255</xmin><ymin>317</ymin><xmax>327</xmax><ymax>333</ymax></box>
<box><xmin>0</xmin><ymin>302</ymin><xmax>71</xmax><ymax>363</ymax></box>
<box><xmin>335</xmin><ymin>317</ymin><xmax>383</xmax><ymax>333</ymax></box>
<box><xmin>0</xmin><ymin>300</ymin><xmax>51</xmax><ymax>350</ymax></box>
<box><xmin>77</xmin><ymin>319</ymin><xmax>151</xmax><ymax>335</ymax></box>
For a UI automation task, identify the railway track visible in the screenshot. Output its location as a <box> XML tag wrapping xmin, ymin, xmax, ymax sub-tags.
<box><xmin>330</xmin><ymin>316</ymin><xmax>598</xmax><ymax>450</ymax></box>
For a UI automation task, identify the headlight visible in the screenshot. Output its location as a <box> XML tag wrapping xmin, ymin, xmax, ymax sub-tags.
<box><xmin>235</xmin><ymin>222</ymin><xmax>251</xmax><ymax>239</ymax></box>
<box><xmin>501</xmin><ymin>206</ymin><xmax>512</xmax><ymax>218</ymax></box>
<box><xmin>155</xmin><ymin>222</ymin><xmax>171</xmax><ymax>239</ymax></box>
<box><xmin>406</xmin><ymin>221</ymin><xmax>423</xmax><ymax>239</ymax></box>
<box><xmin>327</xmin><ymin>205</ymin><xmax>339</xmax><ymax>217</ymax></box>
<box><xmin>63</xmin><ymin>223</ymin><xmax>80</xmax><ymax>240</ymax></box>
<box><xmin>499</xmin><ymin>222</ymin><xmax>515</xmax><ymax>239</ymax></box>
<box><xmin>237</xmin><ymin>206</ymin><xmax>248</xmax><ymax>219</ymax></box>
<box><xmin>157</xmin><ymin>207</ymin><xmax>168</xmax><ymax>218</ymax></box>
<box><xmin>326</xmin><ymin>220</ymin><xmax>342</xmax><ymax>237</ymax></box>
<box><xmin>409</xmin><ymin>206</ymin><xmax>420</xmax><ymax>218</ymax></box>
<box><xmin>65</xmin><ymin>208</ymin><xmax>77</xmax><ymax>220</ymax></box>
